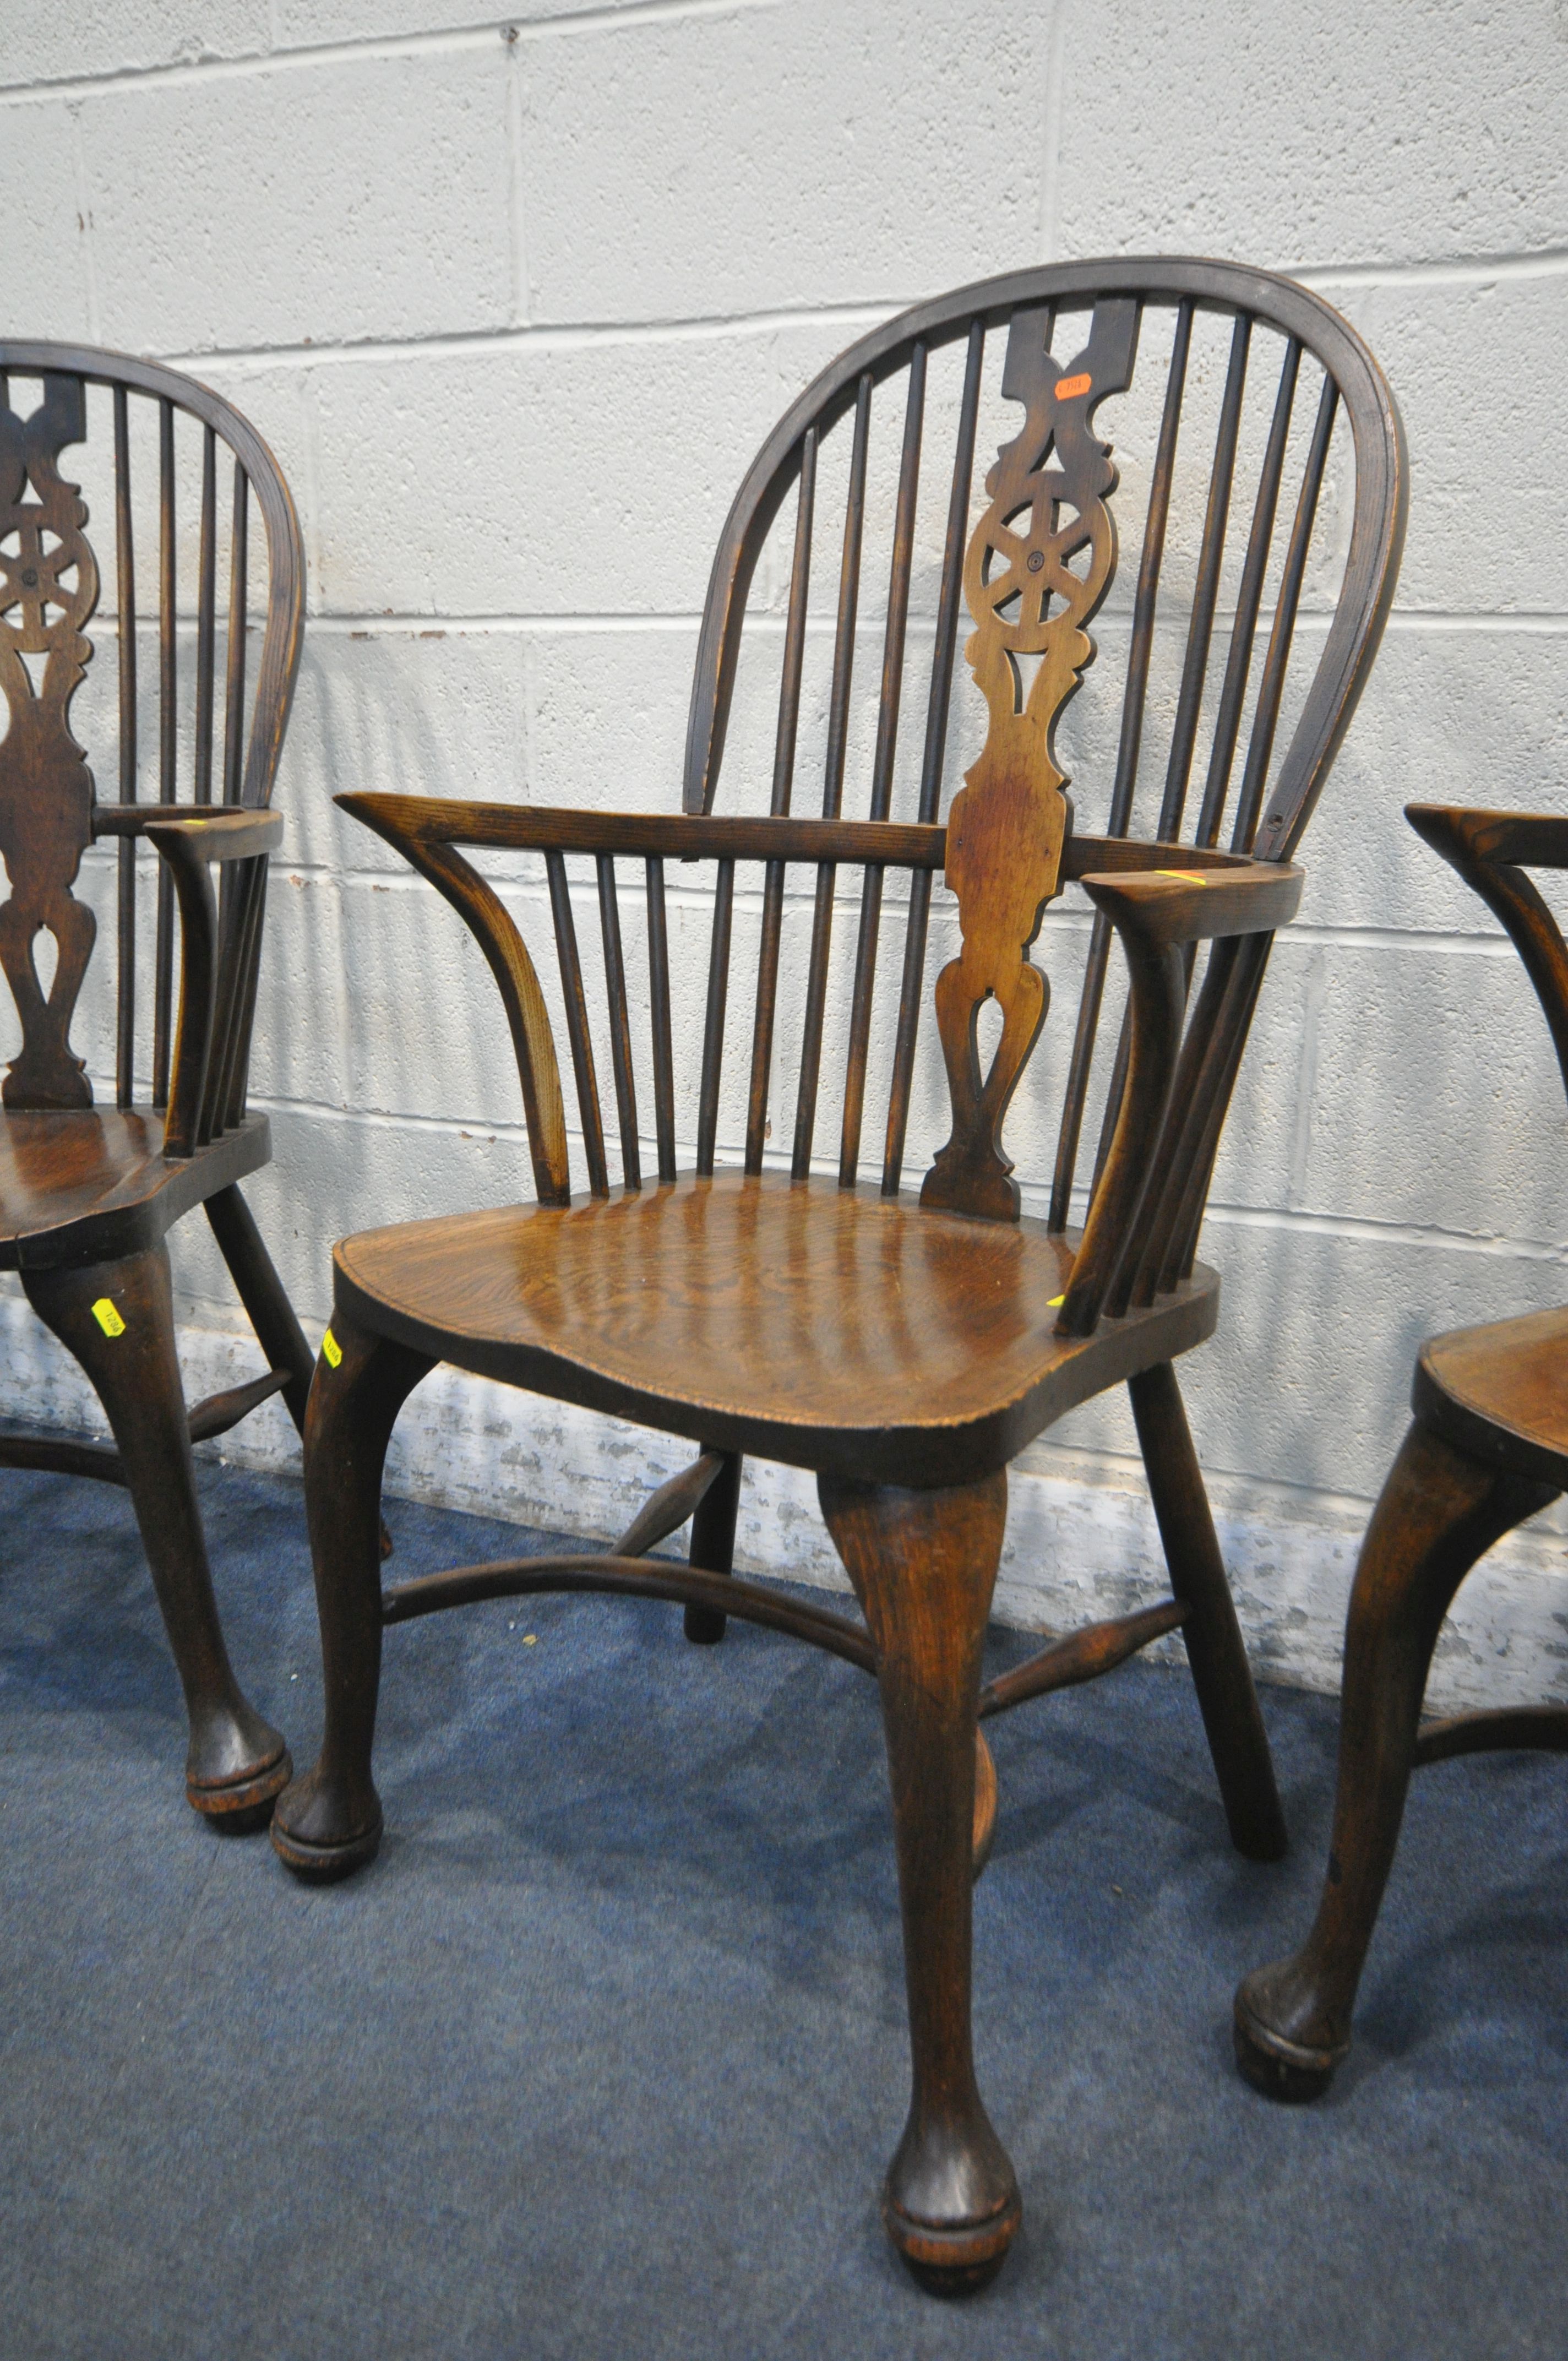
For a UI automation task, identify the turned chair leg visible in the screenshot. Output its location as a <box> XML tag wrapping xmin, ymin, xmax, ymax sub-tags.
<box><xmin>1234</xmin><ymin>1422</ymin><xmax>1555</xmax><ymax>2101</ymax></box>
<box><xmin>819</xmin><ymin>1468</ymin><xmax>1021</xmax><ymax>2296</ymax></box>
<box><xmin>22</xmin><ymin>1244</ymin><xmax>290</xmax><ymax>1826</ymax></box>
<box><xmin>1130</xmin><ymin>1361</ymin><xmax>1287</xmax><ymax>1862</ymax></box>
<box><xmin>271</xmin><ymin>1311</ymin><xmax>432</xmax><ymax>1881</ymax></box>
<box><xmin>684</xmin><ymin>1447</ymin><xmax>741</xmax><ymax>1646</ymax></box>
<box><xmin>205</xmin><ymin>1183</ymin><xmax>315</xmax><ymax>1434</ymax></box>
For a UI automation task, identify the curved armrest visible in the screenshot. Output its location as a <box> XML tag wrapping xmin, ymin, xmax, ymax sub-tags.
<box><xmin>340</xmin><ymin>793</ymin><xmax>572</xmax><ymax>1205</ymax></box>
<box><xmin>1054</xmin><ymin>859</ymin><xmax>1303</xmax><ymax>1337</ymax></box>
<box><xmin>1076</xmin><ymin>857</ymin><xmax>1304</xmax><ymax>945</ymax></box>
<box><xmin>141</xmin><ymin>809</ymin><xmax>283</xmax><ymax>1158</ymax></box>
<box><xmin>1407</xmin><ymin>802</ymin><xmax>1568</xmax><ymax>1106</ymax></box>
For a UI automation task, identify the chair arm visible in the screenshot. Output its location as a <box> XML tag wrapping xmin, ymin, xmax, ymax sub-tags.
<box><xmin>141</xmin><ymin>812</ymin><xmax>283</xmax><ymax>1159</ymax></box>
<box><xmin>1075</xmin><ymin>857</ymin><xmax>1304</xmax><ymax>946</ymax></box>
<box><xmin>1054</xmin><ymin>859</ymin><xmax>1303</xmax><ymax>1337</ymax></box>
<box><xmin>1407</xmin><ymin>803</ymin><xmax>1568</xmax><ymax>1105</ymax></box>
<box><xmin>340</xmin><ymin>793</ymin><xmax>572</xmax><ymax>1205</ymax></box>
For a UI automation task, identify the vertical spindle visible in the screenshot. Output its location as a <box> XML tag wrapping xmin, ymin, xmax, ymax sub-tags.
<box><xmin>746</xmin><ymin>436</ymin><xmax>821</xmax><ymax>1173</ymax></box>
<box><xmin>645</xmin><ymin>856</ymin><xmax>677</xmax><ymax>1184</ymax></box>
<box><xmin>546</xmin><ymin>850</ymin><xmax>608</xmax><ymax>1198</ymax></box>
<box><xmin>224</xmin><ymin>461</ymin><xmax>248</xmax><ymax>803</ymax></box>
<box><xmin>840</xmin><ymin>347</ymin><xmax>925</xmax><ymax>1184</ymax></box>
<box><xmin>194</xmin><ymin>424</ymin><xmax>216</xmax><ymax>800</ymax></box>
<box><xmin>597</xmin><ymin>853</ymin><xmax>641</xmax><ymax>1188</ymax></box>
<box><xmin>1195</xmin><ymin>339</ymin><xmax>1301</xmax><ymax>848</ymax></box>
<box><xmin>883</xmin><ymin>320</ymin><xmax>984</xmax><ymax>1196</ymax></box>
<box><xmin>696</xmin><ymin>859</ymin><xmax>734</xmax><ymax>1178</ymax></box>
<box><xmin>1232</xmin><ymin>374</ymin><xmax>1338</xmax><ymax>856</ymax></box>
<box><xmin>113</xmin><ymin>384</ymin><xmax>137</xmax><ymax>1107</ymax></box>
<box><xmin>152</xmin><ymin>399</ymin><xmax>176</xmax><ymax>1106</ymax></box>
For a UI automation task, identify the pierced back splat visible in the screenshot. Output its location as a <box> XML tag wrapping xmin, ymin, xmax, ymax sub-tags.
<box><xmin>922</xmin><ymin>298</ymin><xmax>1138</xmax><ymax>1221</ymax></box>
<box><xmin>0</xmin><ymin>373</ymin><xmax>100</xmax><ymax>1109</ymax></box>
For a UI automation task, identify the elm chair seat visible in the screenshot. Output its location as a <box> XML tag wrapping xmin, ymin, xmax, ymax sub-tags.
<box><xmin>332</xmin><ymin>1176</ymin><xmax>1221</xmax><ymax>1487</ymax></box>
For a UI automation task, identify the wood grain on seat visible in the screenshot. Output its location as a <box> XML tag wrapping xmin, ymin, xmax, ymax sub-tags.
<box><xmin>0</xmin><ymin>1109</ymin><xmax>270</xmax><ymax>1271</ymax></box>
<box><xmin>1415</xmin><ymin>1307</ymin><xmax>1568</xmax><ymax>1490</ymax></box>
<box><xmin>335</xmin><ymin>1173</ymin><xmax>1218</xmax><ymax>1484</ymax></box>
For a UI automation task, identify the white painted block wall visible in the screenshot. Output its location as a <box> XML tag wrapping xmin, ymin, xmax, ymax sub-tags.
<box><xmin>3</xmin><ymin>0</ymin><xmax>1567</xmax><ymax>1709</ymax></box>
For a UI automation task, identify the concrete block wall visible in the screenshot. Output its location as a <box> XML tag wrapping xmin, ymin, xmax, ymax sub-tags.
<box><xmin>3</xmin><ymin>1</ymin><xmax>1567</xmax><ymax>1708</ymax></box>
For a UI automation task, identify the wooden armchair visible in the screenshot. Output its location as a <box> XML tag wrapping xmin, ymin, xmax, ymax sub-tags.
<box><xmin>1236</xmin><ymin>804</ymin><xmax>1568</xmax><ymax>2103</ymax></box>
<box><xmin>271</xmin><ymin>260</ymin><xmax>1406</xmax><ymax>2289</ymax></box>
<box><xmin>0</xmin><ymin>346</ymin><xmax>314</xmax><ymax>1825</ymax></box>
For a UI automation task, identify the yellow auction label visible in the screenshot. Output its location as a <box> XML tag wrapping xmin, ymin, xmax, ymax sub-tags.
<box><xmin>91</xmin><ymin>1299</ymin><xmax>126</xmax><ymax>1337</ymax></box>
<box><xmin>321</xmin><ymin>1329</ymin><xmax>343</xmax><ymax>1369</ymax></box>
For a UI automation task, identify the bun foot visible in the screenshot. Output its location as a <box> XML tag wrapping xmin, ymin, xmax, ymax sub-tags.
<box><xmin>885</xmin><ymin>2186</ymin><xmax>1022</xmax><ymax>2296</ymax></box>
<box><xmin>1233</xmin><ymin>1963</ymin><xmax>1346</xmax><ymax>2102</ymax></box>
<box><xmin>270</xmin><ymin>1765</ymin><xmax>383</xmax><ymax>1883</ymax></box>
<box><xmin>186</xmin><ymin>1707</ymin><xmax>291</xmax><ymax>1832</ymax></box>
<box><xmin>187</xmin><ymin>1743</ymin><xmax>292</xmax><ymax>1832</ymax></box>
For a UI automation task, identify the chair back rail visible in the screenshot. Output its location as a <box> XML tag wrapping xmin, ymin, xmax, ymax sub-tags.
<box><xmin>348</xmin><ymin>258</ymin><xmax>1403</xmax><ymax>1338</ymax></box>
<box><xmin>0</xmin><ymin>342</ymin><xmax>303</xmax><ymax>1136</ymax></box>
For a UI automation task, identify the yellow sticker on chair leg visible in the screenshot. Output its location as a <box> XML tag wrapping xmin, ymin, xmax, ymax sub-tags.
<box><xmin>321</xmin><ymin>1329</ymin><xmax>343</xmax><ymax>1369</ymax></box>
<box><xmin>91</xmin><ymin>1298</ymin><xmax>126</xmax><ymax>1337</ymax></box>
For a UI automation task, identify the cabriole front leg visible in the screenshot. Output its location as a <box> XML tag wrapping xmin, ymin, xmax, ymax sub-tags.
<box><xmin>1235</xmin><ymin>1422</ymin><xmax>1555</xmax><ymax>2100</ymax></box>
<box><xmin>23</xmin><ymin>1243</ymin><xmax>289</xmax><ymax>1827</ymax></box>
<box><xmin>819</xmin><ymin>1468</ymin><xmax>1020</xmax><ymax>2295</ymax></box>
<box><xmin>271</xmin><ymin>1308</ymin><xmax>432</xmax><ymax>1882</ymax></box>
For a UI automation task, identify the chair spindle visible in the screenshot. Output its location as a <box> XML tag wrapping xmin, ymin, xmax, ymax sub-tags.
<box><xmin>840</xmin><ymin>345</ymin><xmax>926</xmax><ymax>1185</ymax></box>
<box><xmin>597</xmin><ymin>854</ymin><xmax>641</xmax><ymax>1188</ymax></box>
<box><xmin>883</xmin><ymin>319</ymin><xmax>985</xmax><ymax>1196</ymax></box>
<box><xmin>1231</xmin><ymin>374</ymin><xmax>1338</xmax><ymax>856</ymax></box>
<box><xmin>745</xmin><ymin>431</ymin><xmax>824</xmax><ymax>1173</ymax></box>
<box><xmin>113</xmin><ymin>383</ymin><xmax>137</xmax><ymax>1107</ymax></box>
<box><xmin>645</xmin><ymin>856</ymin><xmax>677</xmax><ymax>1184</ymax></box>
<box><xmin>194</xmin><ymin>424</ymin><xmax>217</xmax><ymax>801</ymax></box>
<box><xmin>545</xmin><ymin>850</ymin><xmax>609</xmax><ymax>1199</ymax></box>
<box><xmin>1195</xmin><ymin>338</ymin><xmax>1302</xmax><ymax>848</ymax></box>
<box><xmin>696</xmin><ymin>857</ymin><xmax>734</xmax><ymax>1178</ymax></box>
<box><xmin>152</xmin><ymin>398</ymin><xmax>177</xmax><ymax>1106</ymax></box>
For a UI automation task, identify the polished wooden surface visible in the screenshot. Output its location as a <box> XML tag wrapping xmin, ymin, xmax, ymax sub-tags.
<box><xmin>0</xmin><ymin>345</ymin><xmax>311</xmax><ymax>1821</ymax></box>
<box><xmin>1415</xmin><ymin>1307</ymin><xmax>1568</xmax><ymax>1490</ymax></box>
<box><xmin>1237</xmin><ymin>801</ymin><xmax>1568</xmax><ymax>2102</ymax></box>
<box><xmin>0</xmin><ymin>1107</ymin><xmax>269</xmax><ymax>1270</ymax></box>
<box><xmin>334</xmin><ymin>1174</ymin><xmax>1218</xmax><ymax>1486</ymax></box>
<box><xmin>279</xmin><ymin>263</ymin><xmax>1407</xmax><ymax>2290</ymax></box>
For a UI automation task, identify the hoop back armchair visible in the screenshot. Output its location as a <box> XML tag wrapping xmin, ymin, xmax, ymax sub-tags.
<box><xmin>0</xmin><ymin>345</ymin><xmax>314</xmax><ymax>1822</ymax></box>
<box><xmin>273</xmin><ymin>259</ymin><xmax>1406</xmax><ymax>2287</ymax></box>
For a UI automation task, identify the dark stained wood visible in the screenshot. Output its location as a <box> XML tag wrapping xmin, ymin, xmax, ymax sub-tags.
<box><xmin>684</xmin><ymin>1443</ymin><xmax>742</xmax><ymax>1645</ymax></box>
<box><xmin>1235</xmin><ymin>1423</ymin><xmax>1554</xmax><ymax>2101</ymax></box>
<box><xmin>0</xmin><ymin>341</ymin><xmax>310</xmax><ymax>1821</ymax></box>
<box><xmin>285</xmin><ymin>264</ymin><xmax>1407</xmax><ymax>2291</ymax></box>
<box><xmin>1235</xmin><ymin>798</ymin><xmax>1568</xmax><ymax>2102</ymax></box>
<box><xmin>546</xmin><ymin>848</ymin><xmax>609</xmax><ymax>1198</ymax></box>
<box><xmin>596</xmin><ymin>855</ymin><xmax>640</xmax><ymax>1188</ymax></box>
<box><xmin>24</xmin><ymin>1240</ymin><xmax>293</xmax><ymax>1821</ymax></box>
<box><xmin>696</xmin><ymin>856</ymin><xmax>733</xmax><ymax>1178</ymax></box>
<box><xmin>644</xmin><ymin>855</ymin><xmax>677</xmax><ymax>1185</ymax></box>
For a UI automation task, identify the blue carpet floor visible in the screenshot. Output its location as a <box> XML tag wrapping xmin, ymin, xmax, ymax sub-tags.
<box><xmin>1</xmin><ymin>1456</ymin><xmax>1566</xmax><ymax>2359</ymax></box>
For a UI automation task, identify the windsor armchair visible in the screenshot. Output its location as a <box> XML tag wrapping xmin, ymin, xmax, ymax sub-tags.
<box><xmin>1237</xmin><ymin>803</ymin><xmax>1568</xmax><ymax>2105</ymax></box>
<box><xmin>0</xmin><ymin>346</ymin><xmax>314</xmax><ymax>1825</ymax></box>
<box><xmin>273</xmin><ymin>258</ymin><xmax>1406</xmax><ymax>2288</ymax></box>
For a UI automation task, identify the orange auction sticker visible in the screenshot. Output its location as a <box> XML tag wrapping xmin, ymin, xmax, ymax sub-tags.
<box><xmin>1055</xmin><ymin>371</ymin><xmax>1092</xmax><ymax>400</ymax></box>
